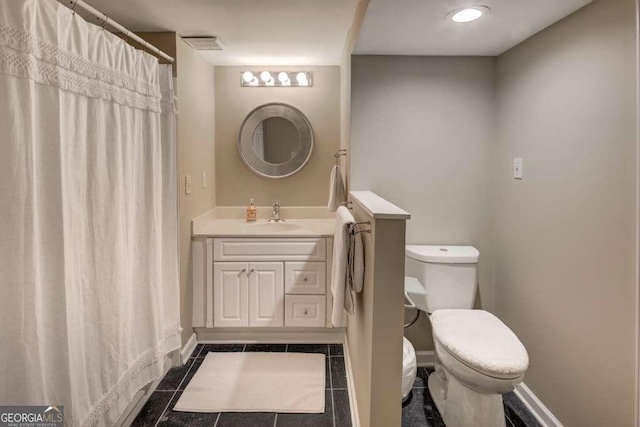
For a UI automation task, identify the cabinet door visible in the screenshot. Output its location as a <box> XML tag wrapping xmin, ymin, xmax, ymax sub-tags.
<box><xmin>213</xmin><ymin>262</ymin><xmax>249</xmax><ymax>327</ymax></box>
<box><xmin>249</xmin><ymin>262</ymin><xmax>284</xmax><ymax>327</ymax></box>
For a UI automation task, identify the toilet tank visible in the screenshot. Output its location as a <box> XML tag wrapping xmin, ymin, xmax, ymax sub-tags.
<box><xmin>405</xmin><ymin>245</ymin><xmax>479</xmax><ymax>313</ymax></box>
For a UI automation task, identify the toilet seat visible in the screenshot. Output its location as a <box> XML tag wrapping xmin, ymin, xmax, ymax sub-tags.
<box><xmin>431</xmin><ymin>309</ymin><xmax>529</xmax><ymax>379</ymax></box>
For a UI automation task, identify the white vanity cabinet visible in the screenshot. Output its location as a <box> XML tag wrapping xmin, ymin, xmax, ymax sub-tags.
<box><xmin>192</xmin><ymin>236</ymin><xmax>336</xmax><ymax>330</ymax></box>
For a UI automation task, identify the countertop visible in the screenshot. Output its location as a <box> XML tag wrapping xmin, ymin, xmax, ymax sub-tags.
<box><xmin>192</xmin><ymin>218</ymin><xmax>335</xmax><ymax>238</ymax></box>
<box><xmin>189</xmin><ymin>194</ymin><xmax>411</xmax><ymax>238</ymax></box>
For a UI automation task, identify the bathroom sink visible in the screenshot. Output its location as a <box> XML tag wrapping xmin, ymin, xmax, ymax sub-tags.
<box><xmin>245</xmin><ymin>222</ymin><xmax>303</xmax><ymax>232</ymax></box>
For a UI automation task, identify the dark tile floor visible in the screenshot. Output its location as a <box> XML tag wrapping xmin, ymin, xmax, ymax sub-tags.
<box><xmin>132</xmin><ymin>343</ymin><xmax>351</xmax><ymax>427</ymax></box>
<box><xmin>402</xmin><ymin>367</ymin><xmax>542</xmax><ymax>427</ymax></box>
<box><xmin>133</xmin><ymin>344</ymin><xmax>540</xmax><ymax>427</ymax></box>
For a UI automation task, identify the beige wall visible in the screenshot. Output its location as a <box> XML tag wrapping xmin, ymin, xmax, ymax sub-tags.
<box><xmin>214</xmin><ymin>66</ymin><xmax>340</xmax><ymax>206</ymax></box>
<box><xmin>347</xmin><ymin>202</ymin><xmax>406</xmax><ymax>427</ymax></box>
<box><xmin>132</xmin><ymin>33</ymin><xmax>177</xmax><ymax>72</ymax></box>
<box><xmin>176</xmin><ymin>37</ymin><xmax>216</xmax><ymax>345</ymax></box>
<box><xmin>350</xmin><ymin>55</ymin><xmax>497</xmax><ymax>351</ymax></box>
<box><xmin>340</xmin><ymin>0</ymin><xmax>369</xmax><ymax>190</ymax></box>
<box><xmin>494</xmin><ymin>0</ymin><xmax>637</xmax><ymax>425</ymax></box>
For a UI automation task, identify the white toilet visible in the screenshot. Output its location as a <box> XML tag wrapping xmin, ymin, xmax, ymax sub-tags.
<box><xmin>405</xmin><ymin>245</ymin><xmax>529</xmax><ymax>427</ymax></box>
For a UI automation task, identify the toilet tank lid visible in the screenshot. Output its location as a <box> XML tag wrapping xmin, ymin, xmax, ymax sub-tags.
<box><xmin>406</xmin><ymin>245</ymin><xmax>479</xmax><ymax>264</ymax></box>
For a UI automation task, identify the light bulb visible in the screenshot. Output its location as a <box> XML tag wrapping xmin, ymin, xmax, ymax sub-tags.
<box><xmin>249</xmin><ymin>77</ymin><xmax>259</xmax><ymax>86</ymax></box>
<box><xmin>242</xmin><ymin>71</ymin><xmax>254</xmax><ymax>83</ymax></box>
<box><xmin>278</xmin><ymin>72</ymin><xmax>290</xmax><ymax>83</ymax></box>
<box><xmin>296</xmin><ymin>72</ymin><xmax>308</xmax><ymax>86</ymax></box>
<box><xmin>260</xmin><ymin>71</ymin><xmax>272</xmax><ymax>82</ymax></box>
<box><xmin>451</xmin><ymin>8</ymin><xmax>484</xmax><ymax>23</ymax></box>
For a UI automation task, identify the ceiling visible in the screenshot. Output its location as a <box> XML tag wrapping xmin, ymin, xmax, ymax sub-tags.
<box><xmin>354</xmin><ymin>0</ymin><xmax>593</xmax><ymax>56</ymax></box>
<box><xmin>84</xmin><ymin>0</ymin><xmax>360</xmax><ymax>65</ymax></box>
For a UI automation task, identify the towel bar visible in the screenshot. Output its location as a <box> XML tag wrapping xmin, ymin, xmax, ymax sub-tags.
<box><xmin>351</xmin><ymin>228</ymin><xmax>370</xmax><ymax>235</ymax></box>
<box><xmin>334</xmin><ymin>149</ymin><xmax>347</xmax><ymax>167</ymax></box>
<box><xmin>349</xmin><ymin>221</ymin><xmax>371</xmax><ymax>235</ymax></box>
<box><xmin>352</xmin><ymin>220</ymin><xmax>371</xmax><ymax>227</ymax></box>
<box><xmin>339</xmin><ymin>201</ymin><xmax>353</xmax><ymax>209</ymax></box>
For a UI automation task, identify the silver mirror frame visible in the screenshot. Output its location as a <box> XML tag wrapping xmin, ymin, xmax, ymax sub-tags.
<box><xmin>238</xmin><ymin>103</ymin><xmax>314</xmax><ymax>179</ymax></box>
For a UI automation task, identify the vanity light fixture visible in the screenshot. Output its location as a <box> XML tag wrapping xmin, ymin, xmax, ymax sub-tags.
<box><xmin>278</xmin><ymin>72</ymin><xmax>291</xmax><ymax>86</ymax></box>
<box><xmin>296</xmin><ymin>72</ymin><xmax>309</xmax><ymax>86</ymax></box>
<box><xmin>242</xmin><ymin>71</ymin><xmax>254</xmax><ymax>84</ymax></box>
<box><xmin>448</xmin><ymin>6</ymin><xmax>490</xmax><ymax>23</ymax></box>
<box><xmin>240</xmin><ymin>71</ymin><xmax>313</xmax><ymax>87</ymax></box>
<box><xmin>260</xmin><ymin>71</ymin><xmax>273</xmax><ymax>83</ymax></box>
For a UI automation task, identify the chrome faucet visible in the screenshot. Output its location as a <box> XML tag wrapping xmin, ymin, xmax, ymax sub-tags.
<box><xmin>269</xmin><ymin>202</ymin><xmax>284</xmax><ymax>222</ymax></box>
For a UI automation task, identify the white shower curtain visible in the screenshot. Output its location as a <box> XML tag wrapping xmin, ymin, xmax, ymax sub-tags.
<box><xmin>0</xmin><ymin>0</ymin><xmax>180</xmax><ymax>426</ymax></box>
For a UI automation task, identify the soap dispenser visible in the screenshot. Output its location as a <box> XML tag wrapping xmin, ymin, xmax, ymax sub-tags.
<box><xmin>246</xmin><ymin>198</ymin><xmax>257</xmax><ymax>222</ymax></box>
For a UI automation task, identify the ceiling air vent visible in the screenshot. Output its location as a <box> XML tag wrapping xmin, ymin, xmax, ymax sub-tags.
<box><xmin>182</xmin><ymin>37</ymin><xmax>224</xmax><ymax>50</ymax></box>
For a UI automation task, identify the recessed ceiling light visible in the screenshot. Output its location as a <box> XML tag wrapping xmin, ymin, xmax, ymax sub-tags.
<box><xmin>449</xmin><ymin>6</ymin><xmax>490</xmax><ymax>23</ymax></box>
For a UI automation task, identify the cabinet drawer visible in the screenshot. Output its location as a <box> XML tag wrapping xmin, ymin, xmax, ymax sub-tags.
<box><xmin>285</xmin><ymin>262</ymin><xmax>326</xmax><ymax>295</ymax></box>
<box><xmin>284</xmin><ymin>295</ymin><xmax>326</xmax><ymax>327</ymax></box>
<box><xmin>214</xmin><ymin>238</ymin><xmax>326</xmax><ymax>261</ymax></box>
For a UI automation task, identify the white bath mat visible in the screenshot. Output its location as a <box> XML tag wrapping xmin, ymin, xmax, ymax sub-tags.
<box><xmin>174</xmin><ymin>352</ymin><xmax>325</xmax><ymax>413</ymax></box>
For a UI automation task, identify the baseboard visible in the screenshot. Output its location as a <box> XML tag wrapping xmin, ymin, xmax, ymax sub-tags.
<box><xmin>416</xmin><ymin>350</ymin><xmax>435</xmax><ymax>367</ymax></box>
<box><xmin>514</xmin><ymin>382</ymin><xmax>564</xmax><ymax>427</ymax></box>
<box><xmin>342</xmin><ymin>336</ymin><xmax>360</xmax><ymax>427</ymax></box>
<box><xmin>195</xmin><ymin>327</ymin><xmax>345</xmax><ymax>343</ymax></box>
<box><xmin>180</xmin><ymin>332</ymin><xmax>198</xmax><ymax>364</ymax></box>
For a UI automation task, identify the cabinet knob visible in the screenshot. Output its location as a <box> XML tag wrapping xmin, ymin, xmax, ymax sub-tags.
<box><xmin>249</xmin><ymin>269</ymin><xmax>255</xmax><ymax>276</ymax></box>
<box><xmin>304</xmin><ymin>309</ymin><xmax>308</xmax><ymax>315</ymax></box>
<box><xmin>238</xmin><ymin>268</ymin><xmax>247</xmax><ymax>277</ymax></box>
<box><xmin>303</xmin><ymin>277</ymin><xmax>308</xmax><ymax>282</ymax></box>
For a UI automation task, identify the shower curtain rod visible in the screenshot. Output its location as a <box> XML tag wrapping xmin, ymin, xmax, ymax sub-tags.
<box><xmin>59</xmin><ymin>0</ymin><xmax>175</xmax><ymax>63</ymax></box>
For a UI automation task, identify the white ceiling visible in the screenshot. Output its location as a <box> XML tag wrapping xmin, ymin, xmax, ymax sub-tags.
<box><xmin>354</xmin><ymin>0</ymin><xmax>593</xmax><ymax>56</ymax></box>
<box><xmin>84</xmin><ymin>0</ymin><xmax>360</xmax><ymax>65</ymax></box>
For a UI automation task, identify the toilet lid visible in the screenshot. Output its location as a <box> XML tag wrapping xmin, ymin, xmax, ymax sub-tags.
<box><xmin>431</xmin><ymin>310</ymin><xmax>529</xmax><ymax>378</ymax></box>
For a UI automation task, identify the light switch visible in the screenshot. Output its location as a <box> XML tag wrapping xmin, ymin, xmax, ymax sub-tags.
<box><xmin>201</xmin><ymin>172</ymin><xmax>207</xmax><ymax>189</ymax></box>
<box><xmin>185</xmin><ymin>175</ymin><xmax>192</xmax><ymax>195</ymax></box>
<box><xmin>513</xmin><ymin>158</ymin><xmax>523</xmax><ymax>179</ymax></box>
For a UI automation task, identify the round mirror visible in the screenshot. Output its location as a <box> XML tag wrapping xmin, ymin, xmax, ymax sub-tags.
<box><xmin>238</xmin><ymin>103</ymin><xmax>313</xmax><ymax>178</ymax></box>
<box><xmin>251</xmin><ymin>117</ymin><xmax>300</xmax><ymax>164</ymax></box>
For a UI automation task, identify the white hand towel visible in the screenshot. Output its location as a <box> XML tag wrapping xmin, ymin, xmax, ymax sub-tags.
<box><xmin>327</xmin><ymin>165</ymin><xmax>346</xmax><ymax>212</ymax></box>
<box><xmin>331</xmin><ymin>207</ymin><xmax>366</xmax><ymax>326</ymax></box>
<box><xmin>331</xmin><ymin>207</ymin><xmax>353</xmax><ymax>326</ymax></box>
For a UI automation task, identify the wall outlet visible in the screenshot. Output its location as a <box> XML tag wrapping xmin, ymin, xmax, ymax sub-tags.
<box><xmin>201</xmin><ymin>172</ymin><xmax>207</xmax><ymax>189</ymax></box>
<box><xmin>513</xmin><ymin>158</ymin><xmax>523</xmax><ymax>179</ymax></box>
<box><xmin>185</xmin><ymin>175</ymin><xmax>192</xmax><ymax>195</ymax></box>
